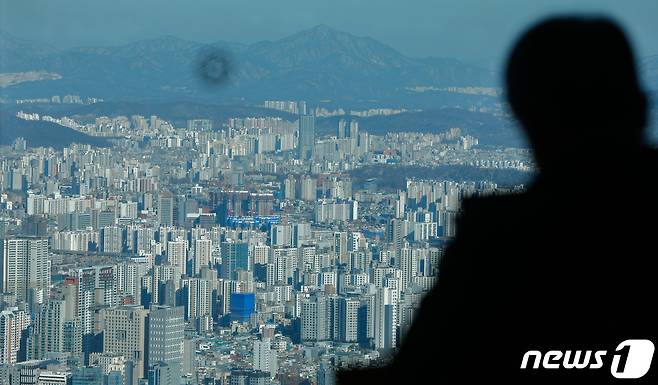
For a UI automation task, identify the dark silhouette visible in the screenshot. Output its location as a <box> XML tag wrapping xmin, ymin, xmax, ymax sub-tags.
<box><xmin>338</xmin><ymin>16</ymin><xmax>657</xmax><ymax>384</ymax></box>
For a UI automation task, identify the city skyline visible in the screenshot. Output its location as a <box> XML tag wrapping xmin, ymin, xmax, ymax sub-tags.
<box><xmin>1</xmin><ymin>101</ymin><xmax>531</xmax><ymax>385</ymax></box>
<box><xmin>1</xmin><ymin>4</ymin><xmax>656</xmax><ymax>385</ymax></box>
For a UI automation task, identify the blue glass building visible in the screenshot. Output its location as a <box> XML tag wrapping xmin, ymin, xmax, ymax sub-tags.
<box><xmin>230</xmin><ymin>293</ymin><xmax>255</xmax><ymax>323</ymax></box>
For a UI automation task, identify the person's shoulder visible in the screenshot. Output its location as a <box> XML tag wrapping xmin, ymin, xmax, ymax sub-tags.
<box><xmin>632</xmin><ymin>147</ymin><xmax>658</xmax><ymax>189</ymax></box>
<box><xmin>460</xmin><ymin>193</ymin><xmax>528</xmax><ymax>218</ymax></box>
<box><xmin>455</xmin><ymin>193</ymin><xmax>531</xmax><ymax>238</ymax></box>
<box><xmin>642</xmin><ymin>147</ymin><xmax>658</xmax><ymax>166</ymax></box>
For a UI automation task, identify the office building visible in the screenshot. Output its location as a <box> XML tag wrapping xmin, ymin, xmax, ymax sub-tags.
<box><xmin>148</xmin><ymin>305</ymin><xmax>184</xmax><ymax>381</ymax></box>
<box><xmin>102</xmin><ymin>306</ymin><xmax>149</xmax><ymax>385</ymax></box>
<box><xmin>297</xmin><ymin>115</ymin><xmax>315</xmax><ymax>160</ymax></box>
<box><xmin>220</xmin><ymin>240</ymin><xmax>249</xmax><ymax>280</ymax></box>
<box><xmin>158</xmin><ymin>194</ymin><xmax>174</xmax><ymax>227</ymax></box>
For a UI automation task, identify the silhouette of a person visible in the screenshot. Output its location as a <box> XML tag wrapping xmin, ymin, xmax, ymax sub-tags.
<box><xmin>338</xmin><ymin>16</ymin><xmax>657</xmax><ymax>384</ymax></box>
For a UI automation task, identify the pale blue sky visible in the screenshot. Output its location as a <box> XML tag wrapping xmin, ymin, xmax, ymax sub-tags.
<box><xmin>2</xmin><ymin>0</ymin><xmax>657</xmax><ymax>67</ymax></box>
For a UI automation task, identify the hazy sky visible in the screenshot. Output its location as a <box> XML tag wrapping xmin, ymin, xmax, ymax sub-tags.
<box><xmin>2</xmin><ymin>0</ymin><xmax>657</xmax><ymax>67</ymax></box>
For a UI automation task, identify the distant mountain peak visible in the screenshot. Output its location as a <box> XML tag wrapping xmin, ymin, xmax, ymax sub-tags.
<box><xmin>122</xmin><ymin>35</ymin><xmax>201</xmax><ymax>49</ymax></box>
<box><xmin>269</xmin><ymin>23</ymin><xmax>403</xmax><ymax>63</ymax></box>
<box><xmin>306</xmin><ymin>24</ymin><xmax>341</xmax><ymax>35</ymax></box>
<box><xmin>281</xmin><ymin>23</ymin><xmax>359</xmax><ymax>43</ymax></box>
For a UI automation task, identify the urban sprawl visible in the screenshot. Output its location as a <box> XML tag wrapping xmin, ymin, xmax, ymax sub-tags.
<box><xmin>1</xmin><ymin>100</ymin><xmax>531</xmax><ymax>385</ymax></box>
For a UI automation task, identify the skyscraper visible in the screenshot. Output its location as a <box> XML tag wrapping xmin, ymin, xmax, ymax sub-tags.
<box><xmin>253</xmin><ymin>338</ymin><xmax>277</xmax><ymax>378</ymax></box>
<box><xmin>116</xmin><ymin>260</ymin><xmax>149</xmax><ymax>306</ymax></box>
<box><xmin>337</xmin><ymin>119</ymin><xmax>358</xmax><ymax>139</ymax></box>
<box><xmin>270</xmin><ymin>224</ymin><xmax>292</xmax><ymax>247</ymax></box>
<box><xmin>300</xmin><ymin>176</ymin><xmax>317</xmax><ymax>201</ymax></box>
<box><xmin>301</xmin><ymin>294</ymin><xmax>338</xmax><ymax>342</ymax></box>
<box><xmin>157</xmin><ymin>193</ymin><xmax>174</xmax><ymax>227</ymax></box>
<box><xmin>0</xmin><ymin>237</ymin><xmax>50</xmax><ymax>304</ymax></box>
<box><xmin>292</xmin><ymin>222</ymin><xmax>311</xmax><ymax>248</ymax></box>
<box><xmin>338</xmin><ymin>297</ymin><xmax>360</xmax><ymax>343</ymax></box>
<box><xmin>77</xmin><ymin>266</ymin><xmax>116</xmax><ymax>335</ymax></box>
<box><xmin>333</xmin><ymin>232</ymin><xmax>349</xmax><ymax>265</ymax></box>
<box><xmin>193</xmin><ymin>238</ymin><xmax>212</xmax><ymax>276</ymax></box>
<box><xmin>0</xmin><ymin>307</ymin><xmax>30</xmax><ymax>364</ymax></box>
<box><xmin>220</xmin><ymin>240</ymin><xmax>249</xmax><ymax>280</ymax></box>
<box><xmin>180</xmin><ymin>278</ymin><xmax>213</xmax><ymax>322</ymax></box>
<box><xmin>166</xmin><ymin>239</ymin><xmax>187</xmax><ymax>279</ymax></box>
<box><xmin>101</xmin><ymin>226</ymin><xmax>124</xmax><ymax>254</ymax></box>
<box><xmin>374</xmin><ymin>285</ymin><xmax>398</xmax><ymax>350</ymax></box>
<box><xmin>283</xmin><ymin>176</ymin><xmax>296</xmax><ymax>200</ymax></box>
<box><xmin>148</xmin><ymin>306</ymin><xmax>184</xmax><ymax>382</ymax></box>
<box><xmin>102</xmin><ymin>306</ymin><xmax>149</xmax><ymax>385</ymax></box>
<box><xmin>38</xmin><ymin>299</ymin><xmax>66</xmax><ymax>358</ymax></box>
<box><xmin>297</xmin><ymin>115</ymin><xmax>315</xmax><ymax>160</ymax></box>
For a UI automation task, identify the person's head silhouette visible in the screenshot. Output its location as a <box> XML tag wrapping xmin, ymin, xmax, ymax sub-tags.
<box><xmin>505</xmin><ymin>17</ymin><xmax>647</xmax><ymax>174</ymax></box>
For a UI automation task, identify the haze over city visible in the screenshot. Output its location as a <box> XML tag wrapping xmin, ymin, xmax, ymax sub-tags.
<box><xmin>1</xmin><ymin>2</ymin><xmax>657</xmax><ymax>385</ymax></box>
<box><xmin>2</xmin><ymin>0</ymin><xmax>658</xmax><ymax>65</ymax></box>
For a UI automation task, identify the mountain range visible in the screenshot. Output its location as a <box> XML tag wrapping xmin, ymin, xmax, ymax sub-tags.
<box><xmin>0</xmin><ymin>25</ymin><xmax>497</xmax><ymax>105</ymax></box>
<box><xmin>2</xmin><ymin>25</ymin><xmax>656</xmax><ymax>150</ymax></box>
<box><xmin>2</xmin><ymin>25</ymin><xmax>657</xmax><ymax>106</ymax></box>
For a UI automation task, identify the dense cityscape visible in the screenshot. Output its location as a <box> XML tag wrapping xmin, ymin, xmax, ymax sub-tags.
<box><xmin>1</xmin><ymin>99</ymin><xmax>531</xmax><ymax>385</ymax></box>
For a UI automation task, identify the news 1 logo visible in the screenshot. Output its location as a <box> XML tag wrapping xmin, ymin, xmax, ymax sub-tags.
<box><xmin>520</xmin><ymin>339</ymin><xmax>655</xmax><ymax>379</ymax></box>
